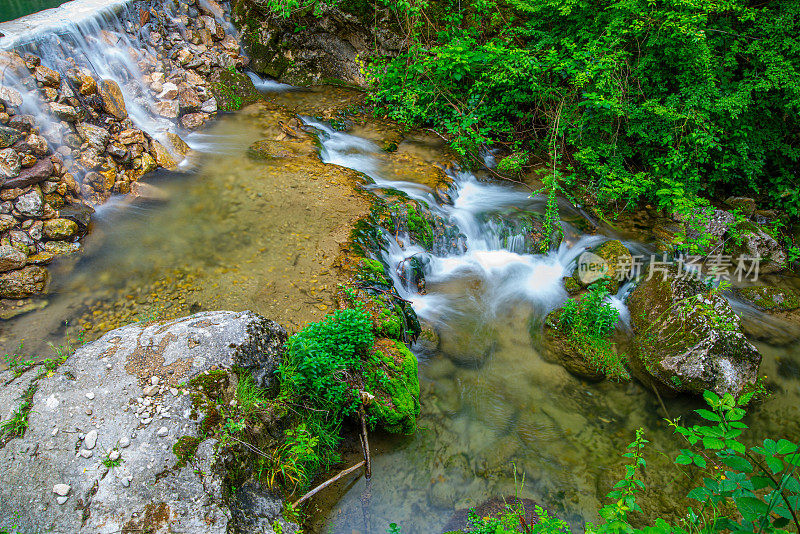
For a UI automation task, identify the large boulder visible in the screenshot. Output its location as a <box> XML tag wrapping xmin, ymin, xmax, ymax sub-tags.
<box><xmin>627</xmin><ymin>268</ymin><xmax>761</xmax><ymax>396</ymax></box>
<box><xmin>0</xmin><ymin>265</ymin><xmax>49</xmax><ymax>298</ymax></box>
<box><xmin>0</xmin><ymin>311</ymin><xmax>297</xmax><ymax>534</ymax></box>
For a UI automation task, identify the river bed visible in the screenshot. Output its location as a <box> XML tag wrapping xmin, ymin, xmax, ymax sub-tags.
<box><xmin>0</xmin><ymin>87</ymin><xmax>798</xmax><ymax>534</ymax></box>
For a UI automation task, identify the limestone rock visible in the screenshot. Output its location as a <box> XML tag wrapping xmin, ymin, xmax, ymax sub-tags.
<box><xmin>627</xmin><ymin>267</ymin><xmax>761</xmax><ymax>396</ymax></box>
<box><xmin>181</xmin><ymin>112</ymin><xmax>208</xmax><ymax>130</ymax></box>
<box><xmin>0</xmin><ymin>125</ymin><xmax>23</xmax><ymax>149</ymax></box>
<box><xmin>43</xmin><ymin>218</ymin><xmax>78</xmax><ymax>240</ymax></box>
<box><xmin>49</xmin><ymin>102</ymin><xmax>79</xmax><ymax>122</ymax></box>
<box><xmin>0</xmin><ymin>147</ymin><xmax>20</xmax><ymax>179</ymax></box>
<box><xmin>34</xmin><ymin>65</ymin><xmax>61</xmax><ymax>87</ymax></box>
<box><xmin>150</xmin><ymin>141</ymin><xmax>177</xmax><ymax>169</ymax></box>
<box><xmin>98</xmin><ymin>79</ymin><xmax>127</xmax><ymax>120</ymax></box>
<box><xmin>77</xmin><ymin>123</ymin><xmax>110</xmax><ymax>148</ymax></box>
<box><xmin>0</xmin><ymin>311</ymin><xmax>293</xmax><ymax>534</ymax></box>
<box><xmin>0</xmin><ymin>245</ymin><xmax>26</xmax><ymax>272</ymax></box>
<box><xmin>14</xmin><ymin>188</ymin><xmax>44</xmax><ymax>217</ymax></box>
<box><xmin>154</xmin><ymin>100</ymin><xmax>179</xmax><ymax>118</ymax></box>
<box><xmin>0</xmin><ymin>86</ymin><xmax>23</xmax><ymax>108</ymax></box>
<box><xmin>0</xmin><ymin>265</ymin><xmax>49</xmax><ymax>298</ymax></box>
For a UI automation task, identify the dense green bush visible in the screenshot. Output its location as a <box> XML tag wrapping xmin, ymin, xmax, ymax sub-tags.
<box><xmin>368</xmin><ymin>0</ymin><xmax>800</xmax><ymax>219</ymax></box>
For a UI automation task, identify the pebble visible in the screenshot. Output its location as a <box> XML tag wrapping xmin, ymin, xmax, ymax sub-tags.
<box><xmin>143</xmin><ymin>385</ymin><xmax>159</xmax><ymax>396</ymax></box>
<box><xmin>85</xmin><ymin>392</ymin><xmax>95</xmax><ymax>400</ymax></box>
<box><xmin>51</xmin><ymin>427</ymin><xmax>59</xmax><ymax>436</ymax></box>
<box><xmin>157</xmin><ymin>426</ymin><xmax>169</xmax><ymax>437</ymax></box>
<box><xmin>119</xmin><ymin>437</ymin><xmax>131</xmax><ymax>448</ymax></box>
<box><xmin>56</xmin><ymin>496</ymin><xmax>69</xmax><ymax>505</ymax></box>
<box><xmin>53</xmin><ymin>484</ymin><xmax>70</xmax><ymax>496</ymax></box>
<box><xmin>150</xmin><ymin>376</ymin><xmax>160</xmax><ymax>386</ymax></box>
<box><xmin>84</xmin><ymin>429</ymin><xmax>98</xmax><ymax>449</ymax></box>
<box><xmin>109</xmin><ymin>450</ymin><xmax>120</xmax><ymax>461</ymax></box>
<box><xmin>121</xmin><ymin>477</ymin><xmax>131</xmax><ymax>487</ymax></box>
<box><xmin>79</xmin><ymin>449</ymin><xmax>93</xmax><ymax>458</ymax></box>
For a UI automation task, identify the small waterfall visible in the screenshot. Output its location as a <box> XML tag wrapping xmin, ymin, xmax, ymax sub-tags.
<box><xmin>303</xmin><ymin>118</ymin><xmax>625</xmax><ymax>329</ymax></box>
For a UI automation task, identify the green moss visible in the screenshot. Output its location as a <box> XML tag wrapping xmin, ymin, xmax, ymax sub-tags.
<box><xmin>172</xmin><ymin>436</ymin><xmax>201</xmax><ymax>469</ymax></box>
<box><xmin>188</xmin><ymin>369</ymin><xmax>230</xmax><ymax>399</ymax></box>
<box><xmin>209</xmin><ymin>68</ymin><xmax>264</xmax><ymax>112</ymax></box>
<box><xmin>406</xmin><ymin>205</ymin><xmax>434</xmax><ymax>249</ymax></box>
<box><xmin>367</xmin><ymin>341</ymin><xmax>421</xmax><ymax>435</ymax></box>
<box><xmin>357</xmin><ymin>258</ymin><xmax>389</xmax><ymax>285</ymax></box>
<box><xmin>739</xmin><ymin>285</ymin><xmax>800</xmax><ymax>311</ymax></box>
<box><xmin>563</xmin><ymin>276</ymin><xmax>582</xmax><ymax>295</ymax></box>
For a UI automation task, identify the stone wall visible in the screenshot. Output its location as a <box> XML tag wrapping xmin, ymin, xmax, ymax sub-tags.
<box><xmin>0</xmin><ymin>0</ymin><xmax>249</xmax><ymax>300</ymax></box>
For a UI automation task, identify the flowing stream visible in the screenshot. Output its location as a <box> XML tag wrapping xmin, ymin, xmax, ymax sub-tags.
<box><xmin>0</xmin><ymin>1</ymin><xmax>799</xmax><ymax>532</ymax></box>
<box><xmin>300</xmin><ymin>120</ymin><xmax>800</xmax><ymax>533</ymax></box>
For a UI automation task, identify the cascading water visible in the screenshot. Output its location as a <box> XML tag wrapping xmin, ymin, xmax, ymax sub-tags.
<box><xmin>301</xmin><ymin>119</ymin><xmax>800</xmax><ymax>534</ymax></box>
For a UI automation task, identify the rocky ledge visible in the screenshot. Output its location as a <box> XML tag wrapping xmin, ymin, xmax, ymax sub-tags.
<box><xmin>0</xmin><ymin>310</ymin><xmax>297</xmax><ymax>534</ymax></box>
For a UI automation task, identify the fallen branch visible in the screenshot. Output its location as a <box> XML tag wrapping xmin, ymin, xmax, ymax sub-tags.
<box><xmin>291</xmin><ymin>460</ymin><xmax>366</xmax><ymax>508</ymax></box>
<box><xmin>358</xmin><ymin>405</ymin><xmax>372</xmax><ymax>479</ymax></box>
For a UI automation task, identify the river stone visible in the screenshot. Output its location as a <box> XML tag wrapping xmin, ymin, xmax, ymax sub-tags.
<box><xmin>0</xmin><ymin>125</ymin><xmax>23</xmax><ymax>148</ymax></box>
<box><xmin>43</xmin><ymin>241</ymin><xmax>80</xmax><ymax>256</ymax></box>
<box><xmin>43</xmin><ymin>218</ymin><xmax>78</xmax><ymax>240</ymax></box>
<box><xmin>8</xmin><ymin>115</ymin><xmax>34</xmax><ymax>133</ymax></box>
<box><xmin>14</xmin><ymin>189</ymin><xmax>44</xmax><ymax>217</ymax></box>
<box><xmin>150</xmin><ymin>141</ymin><xmax>177</xmax><ymax>169</ymax></box>
<box><xmin>49</xmin><ymin>102</ymin><xmax>79</xmax><ymax>122</ymax></box>
<box><xmin>167</xmin><ymin>132</ymin><xmax>191</xmax><ymax>156</ymax></box>
<box><xmin>98</xmin><ymin>79</ymin><xmax>128</xmax><ymax>120</ymax></box>
<box><xmin>154</xmin><ymin>100</ymin><xmax>179</xmax><ymax>118</ymax></box>
<box><xmin>25</xmin><ymin>134</ymin><xmax>48</xmax><ymax>156</ymax></box>
<box><xmin>0</xmin><ymin>86</ymin><xmax>23</xmax><ymax>108</ymax></box>
<box><xmin>181</xmin><ymin>112</ymin><xmax>208</xmax><ymax>130</ymax></box>
<box><xmin>627</xmin><ymin>267</ymin><xmax>761</xmax><ymax>396</ymax></box>
<box><xmin>738</xmin><ymin>285</ymin><xmax>800</xmax><ymax>312</ymax></box>
<box><xmin>158</xmin><ymin>82</ymin><xmax>179</xmax><ymax>100</ymax></box>
<box><xmin>77</xmin><ymin>123</ymin><xmax>110</xmax><ymax>148</ymax></box>
<box><xmin>0</xmin><ymin>311</ymin><xmax>294</xmax><ymax>534</ymax></box>
<box><xmin>3</xmin><ymin>157</ymin><xmax>54</xmax><ymax>189</ymax></box>
<box><xmin>0</xmin><ymin>265</ymin><xmax>49</xmax><ymax>298</ymax></box>
<box><xmin>34</xmin><ymin>65</ymin><xmax>61</xmax><ymax>87</ymax></box>
<box><xmin>0</xmin><ymin>245</ymin><xmax>26</xmax><ymax>272</ymax></box>
<box><xmin>0</xmin><ymin>147</ymin><xmax>20</xmax><ymax>178</ymax></box>
<box><xmin>541</xmin><ymin>309</ymin><xmax>607</xmax><ymax>382</ymax></box>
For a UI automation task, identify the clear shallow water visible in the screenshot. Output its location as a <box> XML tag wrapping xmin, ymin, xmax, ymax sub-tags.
<box><xmin>301</xmin><ymin>121</ymin><xmax>800</xmax><ymax>533</ymax></box>
<box><xmin>0</xmin><ymin>0</ymin><xmax>66</xmax><ymax>23</ymax></box>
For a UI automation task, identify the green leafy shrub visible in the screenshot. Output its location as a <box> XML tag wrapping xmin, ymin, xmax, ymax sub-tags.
<box><xmin>552</xmin><ymin>283</ymin><xmax>628</xmax><ymax>380</ymax></box>
<box><xmin>368</xmin><ymin>0</ymin><xmax>800</xmax><ymax>220</ymax></box>
<box><xmin>278</xmin><ymin>307</ymin><xmax>375</xmax><ymax>416</ymax></box>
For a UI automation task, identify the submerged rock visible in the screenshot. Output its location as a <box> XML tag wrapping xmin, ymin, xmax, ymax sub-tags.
<box><xmin>442</xmin><ymin>497</ymin><xmax>543</xmax><ymax>533</ymax></box>
<box><xmin>739</xmin><ymin>285</ymin><xmax>800</xmax><ymax>312</ymax></box>
<box><xmin>627</xmin><ymin>268</ymin><xmax>761</xmax><ymax>396</ymax></box>
<box><xmin>0</xmin><ymin>311</ymin><xmax>296</xmax><ymax>534</ymax></box>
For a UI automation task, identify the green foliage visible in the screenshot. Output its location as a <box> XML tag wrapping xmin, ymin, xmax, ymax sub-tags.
<box><xmin>236</xmin><ymin>374</ymin><xmax>271</xmax><ymax>415</ymax></box>
<box><xmin>369</xmin><ymin>0</ymin><xmax>800</xmax><ymax>219</ymax></box>
<box><xmin>0</xmin><ymin>384</ymin><xmax>36</xmax><ymax>443</ymax></box>
<box><xmin>555</xmin><ymin>283</ymin><xmax>628</xmax><ymax>380</ymax></box>
<box><xmin>3</xmin><ymin>343</ymin><xmax>33</xmax><ymax>378</ymax></box>
<box><xmin>279</xmin><ymin>307</ymin><xmax>375</xmax><ymax>416</ymax></box>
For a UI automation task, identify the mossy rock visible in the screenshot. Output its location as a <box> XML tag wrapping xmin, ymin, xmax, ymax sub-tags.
<box><xmin>627</xmin><ymin>267</ymin><xmax>761</xmax><ymax>396</ymax></box>
<box><xmin>172</xmin><ymin>436</ymin><xmax>201</xmax><ymax>469</ymax></box>
<box><xmin>246</xmin><ymin>139</ymin><xmax>297</xmax><ymax>161</ymax></box>
<box><xmin>366</xmin><ymin>339</ymin><xmax>421</xmax><ymax>434</ymax></box>
<box><xmin>738</xmin><ymin>285</ymin><xmax>800</xmax><ymax>311</ymax></box>
<box><xmin>209</xmin><ymin>68</ymin><xmax>264</xmax><ymax>112</ymax></box>
<box><xmin>573</xmin><ymin>239</ymin><xmax>632</xmax><ymax>293</ymax></box>
<box><xmin>541</xmin><ymin>308</ymin><xmax>606</xmax><ymax>381</ymax></box>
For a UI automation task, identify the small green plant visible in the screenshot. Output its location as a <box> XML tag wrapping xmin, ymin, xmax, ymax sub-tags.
<box><xmin>0</xmin><ymin>401</ymin><xmax>32</xmax><ymax>443</ymax></box>
<box><xmin>262</xmin><ymin>423</ymin><xmax>321</xmax><ymax>492</ymax></box>
<box><xmin>553</xmin><ymin>283</ymin><xmax>628</xmax><ymax>380</ymax></box>
<box><xmin>101</xmin><ymin>450</ymin><xmax>123</xmax><ymax>469</ymax></box>
<box><xmin>3</xmin><ymin>342</ymin><xmax>33</xmax><ymax>378</ymax></box>
<box><xmin>235</xmin><ymin>374</ymin><xmax>270</xmax><ymax>416</ymax></box>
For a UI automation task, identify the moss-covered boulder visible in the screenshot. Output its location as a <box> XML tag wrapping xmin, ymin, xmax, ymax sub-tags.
<box><xmin>209</xmin><ymin>68</ymin><xmax>264</xmax><ymax>112</ymax></box>
<box><xmin>725</xmin><ymin>220</ymin><xmax>787</xmax><ymax>274</ymax></box>
<box><xmin>738</xmin><ymin>285</ymin><xmax>800</xmax><ymax>311</ymax></box>
<box><xmin>366</xmin><ymin>338</ymin><xmax>421</xmax><ymax>434</ymax></box>
<box><xmin>542</xmin><ymin>308</ymin><xmax>606</xmax><ymax>381</ymax></box>
<box><xmin>573</xmin><ymin>239</ymin><xmax>632</xmax><ymax>293</ymax></box>
<box><xmin>627</xmin><ymin>267</ymin><xmax>761</xmax><ymax>396</ymax></box>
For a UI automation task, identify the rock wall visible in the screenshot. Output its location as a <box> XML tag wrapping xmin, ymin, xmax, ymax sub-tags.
<box><xmin>231</xmin><ymin>0</ymin><xmax>403</xmax><ymax>85</ymax></box>
<box><xmin>0</xmin><ymin>0</ymin><xmax>250</xmax><ymax>300</ymax></box>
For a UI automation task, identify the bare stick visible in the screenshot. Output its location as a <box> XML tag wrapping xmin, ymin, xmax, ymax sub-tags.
<box><xmin>291</xmin><ymin>461</ymin><xmax>366</xmax><ymax>508</ymax></box>
<box><xmin>358</xmin><ymin>406</ymin><xmax>372</xmax><ymax>479</ymax></box>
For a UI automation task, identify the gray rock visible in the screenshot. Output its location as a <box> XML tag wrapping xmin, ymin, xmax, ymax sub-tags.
<box><xmin>0</xmin><ymin>245</ymin><xmax>26</xmax><ymax>272</ymax></box>
<box><xmin>49</xmin><ymin>102</ymin><xmax>79</xmax><ymax>122</ymax></box>
<box><xmin>56</xmin><ymin>496</ymin><xmax>69</xmax><ymax>505</ymax></box>
<box><xmin>52</xmin><ymin>484</ymin><xmax>70</xmax><ymax>496</ymax></box>
<box><xmin>0</xmin><ymin>147</ymin><xmax>20</xmax><ymax>178</ymax></box>
<box><xmin>76</xmin><ymin>123</ymin><xmax>110</xmax><ymax>148</ymax></box>
<box><xmin>14</xmin><ymin>189</ymin><xmax>44</xmax><ymax>217</ymax></box>
<box><xmin>84</xmin><ymin>429</ymin><xmax>97</xmax><ymax>450</ymax></box>
<box><xmin>0</xmin><ymin>311</ymin><xmax>293</xmax><ymax>534</ymax></box>
<box><xmin>628</xmin><ymin>267</ymin><xmax>761</xmax><ymax>396</ymax></box>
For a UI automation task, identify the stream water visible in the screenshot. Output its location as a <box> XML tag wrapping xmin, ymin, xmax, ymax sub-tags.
<box><xmin>0</xmin><ymin>1</ymin><xmax>799</xmax><ymax>532</ymax></box>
